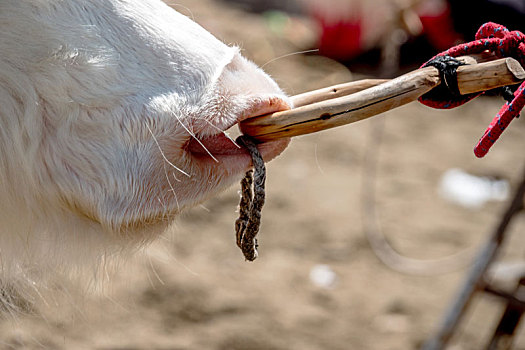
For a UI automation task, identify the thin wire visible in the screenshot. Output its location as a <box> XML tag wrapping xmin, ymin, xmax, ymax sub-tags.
<box><xmin>360</xmin><ymin>117</ymin><xmax>477</xmax><ymax>275</ymax></box>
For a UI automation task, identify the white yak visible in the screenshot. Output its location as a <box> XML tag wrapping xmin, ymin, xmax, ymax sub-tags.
<box><xmin>0</xmin><ymin>0</ymin><xmax>290</xmax><ymax>310</ymax></box>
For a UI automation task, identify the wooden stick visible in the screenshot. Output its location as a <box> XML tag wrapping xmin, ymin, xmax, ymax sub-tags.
<box><xmin>291</xmin><ymin>79</ymin><xmax>389</xmax><ymax>107</ymax></box>
<box><xmin>290</xmin><ymin>54</ymin><xmax>518</xmax><ymax>107</ymax></box>
<box><xmin>240</xmin><ymin>57</ymin><xmax>525</xmax><ymax>142</ymax></box>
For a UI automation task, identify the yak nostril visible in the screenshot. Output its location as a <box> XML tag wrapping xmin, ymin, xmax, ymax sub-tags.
<box><xmin>185</xmin><ymin>96</ymin><xmax>290</xmax><ymax>157</ymax></box>
<box><xmin>238</xmin><ymin>96</ymin><xmax>292</xmax><ymax>123</ymax></box>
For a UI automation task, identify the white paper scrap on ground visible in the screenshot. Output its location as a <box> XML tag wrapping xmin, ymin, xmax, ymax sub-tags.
<box><xmin>438</xmin><ymin>168</ymin><xmax>509</xmax><ymax>209</ymax></box>
<box><xmin>309</xmin><ymin>264</ymin><xmax>338</xmax><ymax>289</ymax></box>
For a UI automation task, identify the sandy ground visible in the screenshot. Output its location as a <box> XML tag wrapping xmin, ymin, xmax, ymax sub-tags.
<box><xmin>1</xmin><ymin>1</ymin><xmax>525</xmax><ymax>349</ymax></box>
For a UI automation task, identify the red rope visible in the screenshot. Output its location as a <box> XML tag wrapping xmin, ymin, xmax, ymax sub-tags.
<box><xmin>418</xmin><ymin>22</ymin><xmax>525</xmax><ymax>158</ymax></box>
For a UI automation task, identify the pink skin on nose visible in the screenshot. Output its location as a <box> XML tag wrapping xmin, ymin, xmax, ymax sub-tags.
<box><xmin>186</xmin><ymin>97</ymin><xmax>291</xmax><ymax>174</ymax></box>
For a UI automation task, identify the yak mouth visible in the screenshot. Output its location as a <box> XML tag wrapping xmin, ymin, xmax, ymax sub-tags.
<box><xmin>185</xmin><ymin>97</ymin><xmax>291</xmax><ymax>170</ymax></box>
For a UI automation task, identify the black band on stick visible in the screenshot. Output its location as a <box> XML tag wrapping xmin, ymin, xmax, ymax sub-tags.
<box><xmin>423</xmin><ymin>55</ymin><xmax>465</xmax><ymax>96</ymax></box>
<box><xmin>425</xmin><ymin>55</ymin><xmax>465</xmax><ymax>96</ymax></box>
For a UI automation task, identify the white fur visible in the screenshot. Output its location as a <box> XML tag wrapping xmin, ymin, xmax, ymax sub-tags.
<box><xmin>0</xmin><ymin>0</ymin><xmax>290</xmax><ymax>311</ymax></box>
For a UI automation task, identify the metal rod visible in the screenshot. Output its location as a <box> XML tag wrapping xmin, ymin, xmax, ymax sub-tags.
<box><xmin>422</xmin><ymin>164</ymin><xmax>525</xmax><ymax>350</ymax></box>
<box><xmin>486</xmin><ymin>278</ymin><xmax>525</xmax><ymax>350</ymax></box>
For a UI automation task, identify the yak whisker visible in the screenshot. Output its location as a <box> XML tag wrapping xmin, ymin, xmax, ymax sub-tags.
<box><xmin>146</xmin><ymin>124</ymin><xmax>190</xmax><ymax>178</ymax></box>
<box><xmin>173</xmin><ymin>114</ymin><xmax>219</xmax><ymax>163</ymax></box>
<box><xmin>204</xmin><ymin>119</ymin><xmax>240</xmax><ymax>148</ymax></box>
<box><xmin>261</xmin><ymin>49</ymin><xmax>319</xmax><ymax>69</ymax></box>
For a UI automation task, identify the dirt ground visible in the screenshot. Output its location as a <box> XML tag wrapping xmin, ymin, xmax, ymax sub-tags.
<box><xmin>1</xmin><ymin>1</ymin><xmax>525</xmax><ymax>349</ymax></box>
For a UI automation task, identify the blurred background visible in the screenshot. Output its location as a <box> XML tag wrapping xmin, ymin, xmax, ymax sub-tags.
<box><xmin>2</xmin><ymin>0</ymin><xmax>525</xmax><ymax>349</ymax></box>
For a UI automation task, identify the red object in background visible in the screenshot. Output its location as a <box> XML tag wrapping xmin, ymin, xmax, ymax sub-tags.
<box><xmin>419</xmin><ymin>3</ymin><xmax>462</xmax><ymax>51</ymax></box>
<box><xmin>315</xmin><ymin>16</ymin><xmax>363</xmax><ymax>61</ymax></box>
<box><xmin>311</xmin><ymin>1</ymin><xmax>462</xmax><ymax>61</ymax></box>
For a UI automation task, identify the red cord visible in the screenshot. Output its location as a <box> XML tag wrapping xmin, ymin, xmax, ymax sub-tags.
<box><xmin>418</xmin><ymin>22</ymin><xmax>525</xmax><ymax>158</ymax></box>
